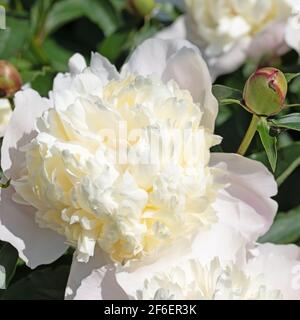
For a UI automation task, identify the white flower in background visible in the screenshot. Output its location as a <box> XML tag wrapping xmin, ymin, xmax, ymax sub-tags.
<box><xmin>0</xmin><ymin>265</ymin><xmax>5</xmax><ymax>290</ymax></box>
<box><xmin>0</xmin><ymin>39</ymin><xmax>277</xmax><ymax>274</ymax></box>
<box><xmin>0</xmin><ymin>99</ymin><xmax>12</xmax><ymax>137</ymax></box>
<box><xmin>157</xmin><ymin>0</ymin><xmax>300</xmax><ymax>80</ymax></box>
<box><xmin>72</xmin><ymin>238</ymin><xmax>300</xmax><ymax>300</ymax></box>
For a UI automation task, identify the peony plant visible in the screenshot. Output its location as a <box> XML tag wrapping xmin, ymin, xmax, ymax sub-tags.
<box><xmin>1</xmin><ymin>1</ymin><xmax>300</xmax><ymax>300</ymax></box>
<box><xmin>0</xmin><ymin>39</ymin><xmax>280</xmax><ymax>299</ymax></box>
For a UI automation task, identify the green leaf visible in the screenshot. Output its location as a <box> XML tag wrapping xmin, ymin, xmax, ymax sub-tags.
<box><xmin>270</xmin><ymin>113</ymin><xmax>300</xmax><ymax>132</ymax></box>
<box><xmin>251</xmin><ymin>142</ymin><xmax>300</xmax><ymax>187</ymax></box>
<box><xmin>45</xmin><ymin>0</ymin><xmax>119</xmax><ymax>36</ymax></box>
<box><xmin>0</xmin><ymin>242</ymin><xmax>18</xmax><ymax>289</ymax></box>
<box><xmin>30</xmin><ymin>69</ymin><xmax>56</xmax><ymax>97</ymax></box>
<box><xmin>259</xmin><ymin>206</ymin><xmax>300</xmax><ymax>244</ymax></box>
<box><xmin>43</xmin><ymin>39</ymin><xmax>73</xmax><ymax>72</ymax></box>
<box><xmin>212</xmin><ymin>85</ymin><xmax>243</xmax><ymax>102</ymax></box>
<box><xmin>284</xmin><ymin>72</ymin><xmax>300</xmax><ymax>83</ymax></box>
<box><xmin>99</xmin><ymin>29</ymin><xmax>132</xmax><ymax>63</ymax></box>
<box><xmin>1</xmin><ymin>265</ymin><xmax>70</xmax><ymax>300</ymax></box>
<box><xmin>257</xmin><ymin>118</ymin><xmax>278</xmax><ymax>172</ymax></box>
<box><xmin>212</xmin><ymin>85</ymin><xmax>245</xmax><ymax>107</ymax></box>
<box><xmin>131</xmin><ymin>21</ymin><xmax>160</xmax><ymax>49</ymax></box>
<box><xmin>20</xmin><ymin>65</ymin><xmax>51</xmax><ymax>83</ymax></box>
<box><xmin>30</xmin><ymin>0</ymin><xmax>54</xmax><ymax>36</ymax></box>
<box><xmin>0</xmin><ymin>16</ymin><xmax>30</xmax><ymax>58</ymax></box>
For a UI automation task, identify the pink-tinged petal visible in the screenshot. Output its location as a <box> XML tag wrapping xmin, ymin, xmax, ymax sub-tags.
<box><xmin>65</xmin><ymin>248</ymin><xmax>122</xmax><ymax>300</ymax></box>
<box><xmin>0</xmin><ymin>187</ymin><xmax>67</xmax><ymax>269</ymax></box>
<box><xmin>122</xmin><ymin>38</ymin><xmax>218</xmax><ymax>131</ymax></box>
<box><xmin>248</xmin><ymin>22</ymin><xmax>289</xmax><ymax>59</ymax></box>
<box><xmin>155</xmin><ymin>16</ymin><xmax>187</xmax><ymax>40</ymax></box>
<box><xmin>248</xmin><ymin>243</ymin><xmax>300</xmax><ymax>300</ymax></box>
<box><xmin>1</xmin><ymin>89</ymin><xmax>51</xmax><ymax>180</ymax></box>
<box><xmin>210</xmin><ymin>153</ymin><xmax>278</xmax><ymax>239</ymax></box>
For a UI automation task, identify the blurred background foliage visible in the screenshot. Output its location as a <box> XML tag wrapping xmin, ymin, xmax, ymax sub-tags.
<box><xmin>1</xmin><ymin>0</ymin><xmax>300</xmax><ymax>299</ymax></box>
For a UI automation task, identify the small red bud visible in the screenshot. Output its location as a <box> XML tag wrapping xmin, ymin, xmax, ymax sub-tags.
<box><xmin>243</xmin><ymin>67</ymin><xmax>287</xmax><ymax>116</ymax></box>
<box><xmin>0</xmin><ymin>60</ymin><xmax>22</xmax><ymax>98</ymax></box>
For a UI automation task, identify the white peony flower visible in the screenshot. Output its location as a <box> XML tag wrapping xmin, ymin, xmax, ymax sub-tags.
<box><xmin>0</xmin><ymin>99</ymin><xmax>12</xmax><ymax>138</ymax></box>
<box><xmin>157</xmin><ymin>0</ymin><xmax>300</xmax><ymax>80</ymax></box>
<box><xmin>72</xmin><ymin>236</ymin><xmax>300</xmax><ymax>300</ymax></box>
<box><xmin>0</xmin><ymin>39</ymin><xmax>277</xmax><ymax>273</ymax></box>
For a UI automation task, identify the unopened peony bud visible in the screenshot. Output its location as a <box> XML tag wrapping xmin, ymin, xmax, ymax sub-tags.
<box><xmin>243</xmin><ymin>67</ymin><xmax>287</xmax><ymax>116</ymax></box>
<box><xmin>0</xmin><ymin>60</ymin><xmax>22</xmax><ymax>98</ymax></box>
<box><xmin>128</xmin><ymin>0</ymin><xmax>156</xmax><ymax>17</ymax></box>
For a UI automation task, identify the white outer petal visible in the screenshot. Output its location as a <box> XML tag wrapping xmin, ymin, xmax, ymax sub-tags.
<box><xmin>1</xmin><ymin>89</ymin><xmax>51</xmax><ymax>180</ymax></box>
<box><xmin>285</xmin><ymin>14</ymin><xmax>300</xmax><ymax>55</ymax></box>
<box><xmin>0</xmin><ymin>187</ymin><xmax>67</xmax><ymax>269</ymax></box>
<box><xmin>210</xmin><ymin>153</ymin><xmax>278</xmax><ymax>240</ymax></box>
<box><xmin>155</xmin><ymin>16</ymin><xmax>187</xmax><ymax>40</ymax></box>
<box><xmin>65</xmin><ymin>248</ymin><xmax>124</xmax><ymax>300</ymax></box>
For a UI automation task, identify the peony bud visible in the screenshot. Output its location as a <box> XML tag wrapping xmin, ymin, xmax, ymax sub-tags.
<box><xmin>128</xmin><ymin>0</ymin><xmax>156</xmax><ymax>17</ymax></box>
<box><xmin>243</xmin><ymin>67</ymin><xmax>287</xmax><ymax>116</ymax></box>
<box><xmin>0</xmin><ymin>60</ymin><xmax>22</xmax><ymax>98</ymax></box>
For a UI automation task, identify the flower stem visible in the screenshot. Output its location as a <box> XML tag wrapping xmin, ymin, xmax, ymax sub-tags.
<box><xmin>237</xmin><ymin>114</ymin><xmax>260</xmax><ymax>156</ymax></box>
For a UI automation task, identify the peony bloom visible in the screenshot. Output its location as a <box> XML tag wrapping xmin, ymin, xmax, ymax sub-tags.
<box><xmin>0</xmin><ymin>99</ymin><xmax>12</xmax><ymax>137</ymax></box>
<box><xmin>0</xmin><ymin>39</ymin><xmax>277</xmax><ymax>283</ymax></box>
<box><xmin>157</xmin><ymin>0</ymin><xmax>300</xmax><ymax>80</ymax></box>
<box><xmin>72</xmin><ymin>233</ymin><xmax>300</xmax><ymax>300</ymax></box>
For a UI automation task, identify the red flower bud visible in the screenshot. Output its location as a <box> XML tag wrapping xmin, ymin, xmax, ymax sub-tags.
<box><xmin>243</xmin><ymin>67</ymin><xmax>287</xmax><ymax>116</ymax></box>
<box><xmin>0</xmin><ymin>60</ymin><xmax>22</xmax><ymax>98</ymax></box>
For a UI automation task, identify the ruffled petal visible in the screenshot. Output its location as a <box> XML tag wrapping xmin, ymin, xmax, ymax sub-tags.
<box><xmin>122</xmin><ymin>38</ymin><xmax>218</xmax><ymax>131</ymax></box>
